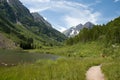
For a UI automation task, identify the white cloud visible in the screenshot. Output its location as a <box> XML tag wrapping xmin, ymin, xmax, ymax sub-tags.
<box><xmin>53</xmin><ymin>25</ymin><xmax>66</xmax><ymax>32</ymax></box>
<box><xmin>43</xmin><ymin>17</ymin><xmax>47</xmax><ymax>20</ymax></box>
<box><xmin>20</xmin><ymin>0</ymin><xmax>101</xmax><ymax>31</ymax></box>
<box><xmin>114</xmin><ymin>0</ymin><xmax>120</xmax><ymax>2</ymax></box>
<box><xmin>64</xmin><ymin>8</ymin><xmax>101</xmax><ymax>27</ymax></box>
<box><xmin>87</xmin><ymin>0</ymin><xmax>101</xmax><ymax>7</ymax></box>
<box><xmin>21</xmin><ymin>0</ymin><xmax>50</xmax><ymax>3</ymax></box>
<box><xmin>29</xmin><ymin>7</ymin><xmax>50</xmax><ymax>12</ymax></box>
<box><xmin>65</xmin><ymin>16</ymin><xmax>81</xmax><ymax>27</ymax></box>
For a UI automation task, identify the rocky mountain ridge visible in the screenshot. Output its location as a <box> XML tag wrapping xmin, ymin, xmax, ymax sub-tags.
<box><xmin>0</xmin><ymin>0</ymin><xmax>67</xmax><ymax>49</ymax></box>
<box><xmin>63</xmin><ymin>22</ymin><xmax>94</xmax><ymax>37</ymax></box>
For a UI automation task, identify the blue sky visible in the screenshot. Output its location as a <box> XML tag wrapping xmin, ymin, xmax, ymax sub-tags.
<box><xmin>20</xmin><ymin>0</ymin><xmax>120</xmax><ymax>32</ymax></box>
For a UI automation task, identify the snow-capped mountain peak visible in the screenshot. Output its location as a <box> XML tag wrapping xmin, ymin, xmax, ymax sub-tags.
<box><xmin>7</xmin><ymin>0</ymin><xmax>9</xmax><ymax>3</ymax></box>
<box><xmin>63</xmin><ymin>22</ymin><xmax>94</xmax><ymax>37</ymax></box>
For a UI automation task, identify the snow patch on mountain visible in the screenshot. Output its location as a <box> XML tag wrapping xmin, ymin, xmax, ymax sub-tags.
<box><xmin>7</xmin><ymin>0</ymin><xmax>9</xmax><ymax>3</ymax></box>
<box><xmin>76</xmin><ymin>30</ymin><xmax>79</xmax><ymax>34</ymax></box>
<box><xmin>70</xmin><ymin>29</ymin><xmax>75</xmax><ymax>36</ymax></box>
<box><xmin>63</xmin><ymin>22</ymin><xmax>94</xmax><ymax>37</ymax></box>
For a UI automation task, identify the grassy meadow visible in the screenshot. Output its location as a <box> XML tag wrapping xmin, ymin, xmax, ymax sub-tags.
<box><xmin>0</xmin><ymin>57</ymin><xmax>105</xmax><ymax>80</ymax></box>
<box><xmin>28</xmin><ymin>41</ymin><xmax>104</xmax><ymax>57</ymax></box>
<box><xmin>0</xmin><ymin>41</ymin><xmax>120</xmax><ymax>80</ymax></box>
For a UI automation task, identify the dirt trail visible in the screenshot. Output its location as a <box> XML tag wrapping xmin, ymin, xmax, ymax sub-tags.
<box><xmin>86</xmin><ymin>65</ymin><xmax>104</xmax><ymax>80</ymax></box>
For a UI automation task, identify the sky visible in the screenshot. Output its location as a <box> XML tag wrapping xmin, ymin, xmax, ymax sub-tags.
<box><xmin>20</xmin><ymin>0</ymin><xmax>120</xmax><ymax>32</ymax></box>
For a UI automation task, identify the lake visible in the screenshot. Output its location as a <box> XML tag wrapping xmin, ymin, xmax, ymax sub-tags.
<box><xmin>0</xmin><ymin>49</ymin><xmax>59</xmax><ymax>66</ymax></box>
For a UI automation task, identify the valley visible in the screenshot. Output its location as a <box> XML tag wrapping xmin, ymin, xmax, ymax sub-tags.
<box><xmin>0</xmin><ymin>42</ymin><xmax>120</xmax><ymax>80</ymax></box>
<box><xmin>0</xmin><ymin>0</ymin><xmax>120</xmax><ymax>80</ymax></box>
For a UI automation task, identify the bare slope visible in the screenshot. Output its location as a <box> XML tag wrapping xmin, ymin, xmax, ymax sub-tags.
<box><xmin>0</xmin><ymin>33</ymin><xmax>17</xmax><ymax>49</ymax></box>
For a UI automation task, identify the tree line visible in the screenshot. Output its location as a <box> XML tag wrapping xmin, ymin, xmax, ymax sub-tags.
<box><xmin>66</xmin><ymin>16</ymin><xmax>120</xmax><ymax>45</ymax></box>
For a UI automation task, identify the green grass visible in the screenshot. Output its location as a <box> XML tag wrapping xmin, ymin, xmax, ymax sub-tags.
<box><xmin>102</xmin><ymin>58</ymin><xmax>120</xmax><ymax>80</ymax></box>
<box><xmin>101</xmin><ymin>45</ymin><xmax>120</xmax><ymax>80</ymax></box>
<box><xmin>25</xmin><ymin>41</ymin><xmax>120</xmax><ymax>80</ymax></box>
<box><xmin>0</xmin><ymin>41</ymin><xmax>120</xmax><ymax>80</ymax></box>
<box><xmin>28</xmin><ymin>41</ymin><xmax>105</xmax><ymax>57</ymax></box>
<box><xmin>0</xmin><ymin>57</ymin><xmax>105</xmax><ymax>80</ymax></box>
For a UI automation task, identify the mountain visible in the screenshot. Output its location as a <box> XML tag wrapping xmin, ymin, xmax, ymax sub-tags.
<box><xmin>63</xmin><ymin>22</ymin><xmax>94</xmax><ymax>37</ymax></box>
<box><xmin>66</xmin><ymin>16</ymin><xmax>120</xmax><ymax>45</ymax></box>
<box><xmin>63</xmin><ymin>24</ymin><xmax>83</xmax><ymax>37</ymax></box>
<box><xmin>0</xmin><ymin>33</ymin><xmax>18</xmax><ymax>49</ymax></box>
<box><xmin>31</xmin><ymin>12</ymin><xmax>52</xmax><ymax>28</ymax></box>
<box><xmin>84</xmin><ymin>22</ymin><xmax>94</xmax><ymax>28</ymax></box>
<box><xmin>0</xmin><ymin>0</ymin><xmax>67</xmax><ymax>49</ymax></box>
<box><xmin>31</xmin><ymin>12</ymin><xmax>66</xmax><ymax>42</ymax></box>
<box><xmin>0</xmin><ymin>0</ymin><xmax>33</xmax><ymax>24</ymax></box>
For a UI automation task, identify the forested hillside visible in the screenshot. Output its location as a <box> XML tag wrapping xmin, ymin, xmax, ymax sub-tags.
<box><xmin>66</xmin><ymin>17</ymin><xmax>120</xmax><ymax>45</ymax></box>
<box><xmin>0</xmin><ymin>0</ymin><xmax>67</xmax><ymax>49</ymax></box>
